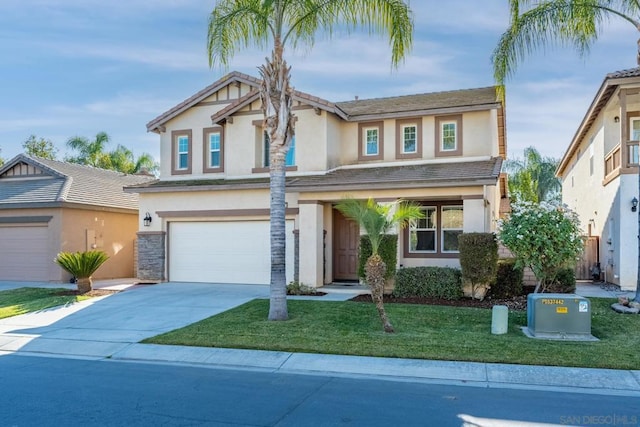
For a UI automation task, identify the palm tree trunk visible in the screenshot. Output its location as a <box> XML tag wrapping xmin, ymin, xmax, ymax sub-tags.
<box><xmin>366</xmin><ymin>254</ymin><xmax>394</xmax><ymax>333</ymax></box>
<box><xmin>635</xmin><ymin>168</ymin><xmax>640</xmax><ymax>302</ymax></box>
<box><xmin>77</xmin><ymin>277</ymin><xmax>92</xmax><ymax>294</ymax></box>
<box><xmin>260</xmin><ymin>43</ymin><xmax>294</xmax><ymax>321</ymax></box>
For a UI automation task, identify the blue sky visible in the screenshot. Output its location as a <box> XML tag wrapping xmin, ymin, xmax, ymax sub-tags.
<box><xmin>0</xmin><ymin>0</ymin><xmax>636</xmax><ymax>164</ymax></box>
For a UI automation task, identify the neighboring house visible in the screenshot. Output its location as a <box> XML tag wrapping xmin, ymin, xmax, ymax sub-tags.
<box><xmin>128</xmin><ymin>71</ymin><xmax>507</xmax><ymax>287</ymax></box>
<box><xmin>0</xmin><ymin>154</ymin><xmax>154</xmax><ymax>282</ymax></box>
<box><xmin>557</xmin><ymin>67</ymin><xmax>640</xmax><ymax>292</ymax></box>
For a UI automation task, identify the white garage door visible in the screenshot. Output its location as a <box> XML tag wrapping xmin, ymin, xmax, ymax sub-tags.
<box><xmin>169</xmin><ymin>220</ymin><xmax>295</xmax><ymax>284</ymax></box>
<box><xmin>0</xmin><ymin>225</ymin><xmax>50</xmax><ymax>281</ymax></box>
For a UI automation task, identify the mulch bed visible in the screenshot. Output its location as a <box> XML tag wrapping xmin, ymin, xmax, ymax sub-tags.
<box><xmin>287</xmin><ymin>291</ymin><xmax>327</xmax><ymax>297</ymax></box>
<box><xmin>54</xmin><ymin>289</ymin><xmax>119</xmax><ymax>297</ymax></box>
<box><xmin>349</xmin><ymin>294</ymin><xmax>528</xmax><ymax>311</ymax></box>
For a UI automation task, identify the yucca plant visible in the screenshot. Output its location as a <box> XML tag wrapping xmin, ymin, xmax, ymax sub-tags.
<box><xmin>54</xmin><ymin>250</ymin><xmax>109</xmax><ymax>293</ymax></box>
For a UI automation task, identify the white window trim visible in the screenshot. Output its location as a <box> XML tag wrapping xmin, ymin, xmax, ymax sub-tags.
<box><xmin>409</xmin><ymin>206</ymin><xmax>437</xmax><ymax>253</ymax></box>
<box><xmin>440</xmin><ymin>121</ymin><xmax>457</xmax><ymax>152</ymax></box>
<box><xmin>177</xmin><ymin>135</ymin><xmax>189</xmax><ymax>170</ymax></box>
<box><xmin>402</xmin><ymin>124</ymin><xmax>417</xmax><ymax>154</ymax></box>
<box><xmin>209</xmin><ymin>133</ymin><xmax>221</xmax><ymax>168</ymax></box>
<box><xmin>441</xmin><ymin>206</ymin><xmax>463</xmax><ymax>253</ymax></box>
<box><xmin>364</xmin><ymin>127</ymin><xmax>379</xmax><ymax>156</ymax></box>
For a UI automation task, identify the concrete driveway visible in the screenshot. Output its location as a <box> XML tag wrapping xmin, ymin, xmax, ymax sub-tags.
<box><xmin>0</xmin><ymin>282</ymin><xmax>271</xmax><ymax>358</ymax></box>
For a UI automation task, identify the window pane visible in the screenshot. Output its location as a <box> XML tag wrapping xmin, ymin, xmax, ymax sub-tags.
<box><xmin>443</xmin><ymin>230</ymin><xmax>462</xmax><ymax>252</ymax></box>
<box><xmin>632</xmin><ymin>120</ymin><xmax>640</xmax><ymax>141</ymax></box>
<box><xmin>264</xmin><ymin>131</ymin><xmax>270</xmax><ymax>167</ymax></box>
<box><xmin>286</xmin><ymin>136</ymin><xmax>296</xmax><ymax>166</ymax></box>
<box><xmin>179</xmin><ymin>153</ymin><xmax>188</xmax><ymax>169</ymax></box>
<box><xmin>365</xmin><ymin>129</ymin><xmax>378</xmax><ymax>155</ymax></box>
<box><xmin>403</xmin><ymin>125</ymin><xmax>416</xmax><ymax>153</ymax></box>
<box><xmin>410</xmin><ymin>230</ymin><xmax>435</xmax><ymax>252</ymax></box>
<box><xmin>178</xmin><ymin>136</ymin><xmax>189</xmax><ymax>153</ymax></box>
<box><xmin>210</xmin><ymin>151</ymin><xmax>220</xmax><ymax>168</ymax></box>
<box><xmin>209</xmin><ymin>133</ymin><xmax>220</xmax><ymax>151</ymax></box>
<box><xmin>442</xmin><ymin>206</ymin><xmax>463</xmax><ymax>228</ymax></box>
<box><xmin>442</xmin><ymin>123</ymin><xmax>456</xmax><ymax>151</ymax></box>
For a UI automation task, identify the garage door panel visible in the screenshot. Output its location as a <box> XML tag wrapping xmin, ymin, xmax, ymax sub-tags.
<box><xmin>169</xmin><ymin>221</ymin><xmax>294</xmax><ymax>284</ymax></box>
<box><xmin>0</xmin><ymin>226</ymin><xmax>50</xmax><ymax>281</ymax></box>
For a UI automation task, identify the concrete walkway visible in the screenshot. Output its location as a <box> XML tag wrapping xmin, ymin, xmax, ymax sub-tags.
<box><xmin>0</xmin><ymin>280</ymin><xmax>638</xmax><ymax>397</ymax></box>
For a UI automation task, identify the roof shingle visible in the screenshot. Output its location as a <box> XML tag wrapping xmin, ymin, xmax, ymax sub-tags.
<box><xmin>0</xmin><ymin>155</ymin><xmax>155</xmax><ymax>210</ymax></box>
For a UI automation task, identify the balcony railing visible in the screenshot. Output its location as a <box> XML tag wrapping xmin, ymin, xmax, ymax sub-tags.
<box><xmin>627</xmin><ymin>140</ymin><xmax>639</xmax><ymax>166</ymax></box>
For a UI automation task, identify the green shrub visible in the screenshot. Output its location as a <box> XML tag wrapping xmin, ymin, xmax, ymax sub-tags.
<box><xmin>458</xmin><ymin>233</ymin><xmax>498</xmax><ymax>292</ymax></box>
<box><xmin>358</xmin><ymin>234</ymin><xmax>397</xmax><ymax>280</ymax></box>
<box><xmin>546</xmin><ymin>268</ymin><xmax>576</xmax><ymax>293</ymax></box>
<box><xmin>393</xmin><ymin>267</ymin><xmax>462</xmax><ymax>300</ymax></box>
<box><xmin>54</xmin><ymin>250</ymin><xmax>109</xmax><ymax>279</ymax></box>
<box><xmin>286</xmin><ymin>281</ymin><xmax>317</xmax><ymax>295</ymax></box>
<box><xmin>490</xmin><ymin>258</ymin><xmax>524</xmax><ymax>298</ymax></box>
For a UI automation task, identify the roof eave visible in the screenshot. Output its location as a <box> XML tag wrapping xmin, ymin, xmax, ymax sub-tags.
<box><xmin>341</xmin><ymin>102</ymin><xmax>502</xmax><ymax>122</ymax></box>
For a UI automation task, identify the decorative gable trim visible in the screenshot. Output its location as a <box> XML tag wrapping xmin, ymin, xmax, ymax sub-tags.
<box><xmin>0</xmin><ymin>155</ymin><xmax>66</xmax><ymax>180</ymax></box>
<box><xmin>146</xmin><ymin>71</ymin><xmax>262</xmax><ymax>133</ymax></box>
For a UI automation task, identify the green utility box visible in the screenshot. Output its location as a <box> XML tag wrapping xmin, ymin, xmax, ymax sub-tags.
<box><xmin>526</xmin><ymin>294</ymin><xmax>596</xmax><ymax>341</ymax></box>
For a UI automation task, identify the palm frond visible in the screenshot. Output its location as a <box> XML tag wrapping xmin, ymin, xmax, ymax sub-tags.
<box><xmin>55</xmin><ymin>251</ymin><xmax>109</xmax><ymax>279</ymax></box>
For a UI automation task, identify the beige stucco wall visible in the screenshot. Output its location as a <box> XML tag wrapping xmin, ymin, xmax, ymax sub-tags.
<box><xmin>0</xmin><ymin>207</ymin><xmax>138</xmax><ymax>282</ymax></box>
<box><xmin>60</xmin><ymin>208</ymin><xmax>139</xmax><ymax>280</ymax></box>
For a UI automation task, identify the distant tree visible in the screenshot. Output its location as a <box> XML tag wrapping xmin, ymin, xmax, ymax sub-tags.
<box><xmin>106</xmin><ymin>145</ymin><xmax>158</xmax><ymax>175</ymax></box>
<box><xmin>66</xmin><ymin>132</ymin><xmax>157</xmax><ymax>174</ymax></box>
<box><xmin>504</xmin><ymin>146</ymin><xmax>561</xmax><ymax>204</ymax></box>
<box><xmin>66</xmin><ymin>132</ymin><xmax>111</xmax><ymax>168</ymax></box>
<box><xmin>23</xmin><ymin>135</ymin><xmax>58</xmax><ymax>160</ymax></box>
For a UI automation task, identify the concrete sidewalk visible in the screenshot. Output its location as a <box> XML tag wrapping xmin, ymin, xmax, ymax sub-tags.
<box><xmin>0</xmin><ymin>280</ymin><xmax>638</xmax><ymax>397</ymax></box>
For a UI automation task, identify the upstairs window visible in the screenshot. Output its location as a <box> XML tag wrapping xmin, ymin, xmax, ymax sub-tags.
<box><xmin>358</xmin><ymin>121</ymin><xmax>384</xmax><ymax>161</ymax></box>
<box><xmin>203</xmin><ymin>127</ymin><xmax>224</xmax><ymax>173</ymax></box>
<box><xmin>396</xmin><ymin>118</ymin><xmax>422</xmax><ymax>159</ymax></box>
<box><xmin>263</xmin><ymin>132</ymin><xmax>296</xmax><ymax>167</ymax></box>
<box><xmin>435</xmin><ymin>115</ymin><xmax>463</xmax><ymax>157</ymax></box>
<box><xmin>171</xmin><ymin>129</ymin><xmax>192</xmax><ymax>175</ymax></box>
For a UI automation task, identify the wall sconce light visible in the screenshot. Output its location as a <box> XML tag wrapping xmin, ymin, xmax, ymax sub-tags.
<box><xmin>632</xmin><ymin>197</ymin><xmax>638</xmax><ymax>213</ymax></box>
<box><xmin>143</xmin><ymin>212</ymin><xmax>153</xmax><ymax>227</ymax></box>
<box><xmin>614</xmin><ymin>116</ymin><xmax>620</xmax><ymax>123</ymax></box>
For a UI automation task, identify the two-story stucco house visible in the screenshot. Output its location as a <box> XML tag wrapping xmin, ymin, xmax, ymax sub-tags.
<box><xmin>558</xmin><ymin>68</ymin><xmax>640</xmax><ymax>292</ymax></box>
<box><xmin>127</xmin><ymin>72</ymin><xmax>507</xmax><ymax>287</ymax></box>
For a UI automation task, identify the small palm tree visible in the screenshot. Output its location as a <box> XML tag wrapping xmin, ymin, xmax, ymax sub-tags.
<box><xmin>504</xmin><ymin>146</ymin><xmax>561</xmax><ymax>204</ymax></box>
<box><xmin>55</xmin><ymin>251</ymin><xmax>109</xmax><ymax>293</ymax></box>
<box><xmin>336</xmin><ymin>198</ymin><xmax>423</xmax><ymax>333</ymax></box>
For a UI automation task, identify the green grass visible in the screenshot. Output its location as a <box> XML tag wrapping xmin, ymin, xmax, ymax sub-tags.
<box><xmin>0</xmin><ymin>287</ymin><xmax>92</xmax><ymax>319</ymax></box>
<box><xmin>145</xmin><ymin>298</ymin><xmax>640</xmax><ymax>370</ymax></box>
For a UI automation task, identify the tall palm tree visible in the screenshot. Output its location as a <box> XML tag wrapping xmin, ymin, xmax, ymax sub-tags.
<box><xmin>108</xmin><ymin>145</ymin><xmax>159</xmax><ymax>175</ymax></box>
<box><xmin>505</xmin><ymin>146</ymin><xmax>561</xmax><ymax>203</ymax></box>
<box><xmin>336</xmin><ymin>198</ymin><xmax>423</xmax><ymax>333</ymax></box>
<box><xmin>208</xmin><ymin>0</ymin><xmax>414</xmax><ymax>321</ymax></box>
<box><xmin>492</xmin><ymin>0</ymin><xmax>640</xmax><ymax>300</ymax></box>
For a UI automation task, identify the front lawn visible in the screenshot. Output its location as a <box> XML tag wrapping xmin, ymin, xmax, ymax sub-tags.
<box><xmin>144</xmin><ymin>298</ymin><xmax>640</xmax><ymax>370</ymax></box>
<box><xmin>0</xmin><ymin>287</ymin><xmax>92</xmax><ymax>319</ymax></box>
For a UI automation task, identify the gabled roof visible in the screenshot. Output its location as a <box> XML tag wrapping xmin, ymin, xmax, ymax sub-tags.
<box><xmin>146</xmin><ymin>71</ymin><xmax>263</xmax><ymax>133</ymax></box>
<box><xmin>150</xmin><ymin>72</ymin><xmax>503</xmax><ymax>130</ymax></box>
<box><xmin>0</xmin><ymin>154</ymin><xmax>155</xmax><ymax>210</ymax></box>
<box><xmin>125</xmin><ymin>158</ymin><xmax>502</xmax><ymax>193</ymax></box>
<box><xmin>335</xmin><ymin>86</ymin><xmax>501</xmax><ymax>121</ymax></box>
<box><xmin>557</xmin><ymin>67</ymin><xmax>640</xmax><ymax>176</ymax></box>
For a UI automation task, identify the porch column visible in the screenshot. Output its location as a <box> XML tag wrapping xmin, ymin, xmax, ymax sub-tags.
<box><xmin>462</xmin><ymin>197</ymin><xmax>485</xmax><ymax>232</ymax></box>
<box><xmin>298</xmin><ymin>201</ymin><xmax>324</xmax><ymax>288</ymax></box>
<box><xmin>620</xmin><ymin>89</ymin><xmax>628</xmax><ymax>167</ymax></box>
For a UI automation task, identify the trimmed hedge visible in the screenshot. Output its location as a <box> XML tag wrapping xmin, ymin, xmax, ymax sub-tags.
<box><xmin>489</xmin><ymin>259</ymin><xmax>524</xmax><ymax>298</ymax></box>
<box><xmin>358</xmin><ymin>234</ymin><xmax>397</xmax><ymax>280</ymax></box>
<box><xmin>393</xmin><ymin>267</ymin><xmax>462</xmax><ymax>300</ymax></box>
<box><xmin>458</xmin><ymin>233</ymin><xmax>498</xmax><ymax>287</ymax></box>
<box><xmin>547</xmin><ymin>268</ymin><xmax>576</xmax><ymax>293</ymax></box>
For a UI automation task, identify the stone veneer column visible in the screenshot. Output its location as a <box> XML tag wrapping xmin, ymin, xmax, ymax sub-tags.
<box><xmin>136</xmin><ymin>231</ymin><xmax>166</xmax><ymax>281</ymax></box>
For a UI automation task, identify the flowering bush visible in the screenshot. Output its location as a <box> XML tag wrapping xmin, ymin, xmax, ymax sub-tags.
<box><xmin>498</xmin><ymin>201</ymin><xmax>583</xmax><ymax>293</ymax></box>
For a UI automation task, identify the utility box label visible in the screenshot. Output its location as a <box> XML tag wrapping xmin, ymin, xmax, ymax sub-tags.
<box><xmin>579</xmin><ymin>301</ymin><xmax>588</xmax><ymax>312</ymax></box>
<box><xmin>556</xmin><ymin>307</ymin><xmax>568</xmax><ymax>314</ymax></box>
<box><xmin>542</xmin><ymin>299</ymin><xmax>564</xmax><ymax>305</ymax></box>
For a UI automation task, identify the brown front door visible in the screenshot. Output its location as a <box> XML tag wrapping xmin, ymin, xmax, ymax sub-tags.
<box><xmin>333</xmin><ymin>209</ymin><xmax>359</xmax><ymax>281</ymax></box>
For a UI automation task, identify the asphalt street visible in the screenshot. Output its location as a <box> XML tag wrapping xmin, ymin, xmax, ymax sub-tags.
<box><xmin>1</xmin><ymin>355</ymin><xmax>637</xmax><ymax>427</ymax></box>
